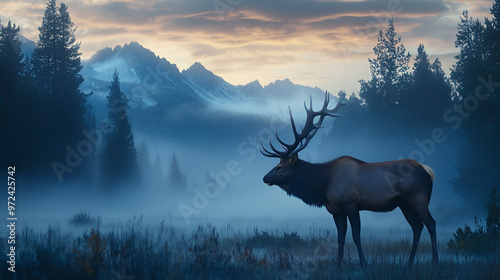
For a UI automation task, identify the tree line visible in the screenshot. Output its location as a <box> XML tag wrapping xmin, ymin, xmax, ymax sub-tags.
<box><xmin>335</xmin><ymin>18</ymin><xmax>453</xmax><ymax>129</ymax></box>
<box><xmin>0</xmin><ymin>0</ymin><xmax>140</xmax><ymax>189</ymax></box>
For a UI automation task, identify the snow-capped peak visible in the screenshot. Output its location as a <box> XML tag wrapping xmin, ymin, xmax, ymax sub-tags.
<box><xmin>181</xmin><ymin>62</ymin><xmax>246</xmax><ymax>105</ymax></box>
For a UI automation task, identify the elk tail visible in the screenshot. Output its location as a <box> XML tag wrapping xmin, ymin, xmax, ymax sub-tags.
<box><xmin>420</xmin><ymin>163</ymin><xmax>434</xmax><ymax>182</ymax></box>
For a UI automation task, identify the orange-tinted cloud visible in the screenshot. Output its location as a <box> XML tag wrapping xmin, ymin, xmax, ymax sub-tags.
<box><xmin>0</xmin><ymin>0</ymin><xmax>495</xmax><ymax>93</ymax></box>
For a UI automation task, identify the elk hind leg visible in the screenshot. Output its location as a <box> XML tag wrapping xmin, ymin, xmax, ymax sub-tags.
<box><xmin>413</xmin><ymin>204</ymin><xmax>439</xmax><ymax>264</ymax></box>
<box><xmin>422</xmin><ymin>212</ymin><xmax>439</xmax><ymax>264</ymax></box>
<box><xmin>399</xmin><ymin>203</ymin><xmax>423</xmax><ymax>266</ymax></box>
<box><xmin>347</xmin><ymin>210</ymin><xmax>367</xmax><ymax>267</ymax></box>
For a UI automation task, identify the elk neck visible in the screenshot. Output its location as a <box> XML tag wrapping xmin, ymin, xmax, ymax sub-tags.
<box><xmin>286</xmin><ymin>159</ymin><xmax>332</xmax><ymax>207</ymax></box>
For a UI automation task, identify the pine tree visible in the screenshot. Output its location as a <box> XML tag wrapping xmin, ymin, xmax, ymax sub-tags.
<box><xmin>0</xmin><ymin>21</ymin><xmax>23</xmax><ymax>103</ymax></box>
<box><xmin>55</xmin><ymin>3</ymin><xmax>86</xmax><ymax>133</ymax></box>
<box><xmin>168</xmin><ymin>153</ymin><xmax>187</xmax><ymax>190</ymax></box>
<box><xmin>54</xmin><ymin>3</ymin><xmax>84</xmax><ymax>97</ymax></box>
<box><xmin>451</xmin><ymin>11</ymin><xmax>488</xmax><ymax>98</ymax></box>
<box><xmin>403</xmin><ymin>44</ymin><xmax>432</xmax><ymax>111</ymax></box>
<box><xmin>0</xmin><ymin>20</ymin><xmax>23</xmax><ymax>119</ymax></box>
<box><xmin>0</xmin><ymin>20</ymin><xmax>34</xmax><ymax>170</ymax></box>
<box><xmin>401</xmin><ymin>44</ymin><xmax>452</xmax><ymax>124</ymax></box>
<box><xmin>101</xmin><ymin>71</ymin><xmax>140</xmax><ymax>188</ymax></box>
<box><xmin>413</xmin><ymin>44</ymin><xmax>432</xmax><ymax>78</ymax></box>
<box><xmin>485</xmin><ymin>0</ymin><xmax>500</xmax><ymax>79</ymax></box>
<box><xmin>330</xmin><ymin>90</ymin><xmax>366</xmax><ymax>134</ymax></box>
<box><xmin>429</xmin><ymin>58</ymin><xmax>453</xmax><ymax>114</ymax></box>
<box><xmin>31</xmin><ymin>0</ymin><xmax>91</xmax><ymax>178</ymax></box>
<box><xmin>32</xmin><ymin>0</ymin><xmax>59</xmax><ymax>95</ymax></box>
<box><xmin>152</xmin><ymin>153</ymin><xmax>164</xmax><ymax>187</ymax></box>
<box><xmin>361</xmin><ymin>18</ymin><xmax>411</xmax><ymax>114</ymax></box>
<box><xmin>136</xmin><ymin>142</ymin><xmax>152</xmax><ymax>179</ymax></box>
<box><xmin>451</xmin><ymin>7</ymin><xmax>500</xmax><ymax>209</ymax></box>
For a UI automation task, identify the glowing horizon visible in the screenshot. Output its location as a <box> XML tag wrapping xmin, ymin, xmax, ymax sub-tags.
<box><xmin>0</xmin><ymin>0</ymin><xmax>493</xmax><ymax>92</ymax></box>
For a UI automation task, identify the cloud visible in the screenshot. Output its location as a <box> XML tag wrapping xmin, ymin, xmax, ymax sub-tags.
<box><xmin>1</xmin><ymin>0</ymin><xmax>495</xmax><ymax>94</ymax></box>
<box><xmin>80</xmin><ymin>26</ymin><xmax>129</xmax><ymax>37</ymax></box>
<box><xmin>237</xmin><ymin>0</ymin><xmax>450</xmax><ymax>20</ymax></box>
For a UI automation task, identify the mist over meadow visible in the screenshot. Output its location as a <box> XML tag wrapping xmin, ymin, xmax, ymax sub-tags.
<box><xmin>4</xmin><ymin>39</ymin><xmax>474</xmax><ymax>234</ymax></box>
<box><xmin>1</xmin><ymin>0</ymin><xmax>499</xmax><ymax>279</ymax></box>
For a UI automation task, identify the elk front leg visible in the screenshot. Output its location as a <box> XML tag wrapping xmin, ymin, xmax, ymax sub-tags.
<box><xmin>333</xmin><ymin>213</ymin><xmax>347</xmax><ymax>266</ymax></box>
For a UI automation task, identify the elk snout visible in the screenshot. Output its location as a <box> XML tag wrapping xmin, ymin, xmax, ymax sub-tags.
<box><xmin>263</xmin><ymin>174</ymin><xmax>273</xmax><ymax>186</ymax></box>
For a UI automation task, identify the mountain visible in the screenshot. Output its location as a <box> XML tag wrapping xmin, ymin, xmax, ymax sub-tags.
<box><xmin>18</xmin><ymin>39</ymin><xmax>335</xmax><ymax>144</ymax></box>
<box><xmin>19</xmin><ymin>34</ymin><xmax>36</xmax><ymax>58</ymax></box>
<box><xmin>16</xmin><ymin>38</ymin><xmax>329</xmax><ymax>116</ymax></box>
<box><xmin>0</xmin><ymin>20</ymin><xmax>36</xmax><ymax>59</ymax></box>
<box><xmin>182</xmin><ymin>62</ymin><xmax>246</xmax><ymax>105</ymax></box>
<box><xmin>79</xmin><ymin>42</ymin><xmax>331</xmax><ymax>128</ymax></box>
<box><xmin>81</xmin><ymin>42</ymin><xmax>198</xmax><ymax>110</ymax></box>
<box><xmin>238</xmin><ymin>80</ymin><xmax>263</xmax><ymax>96</ymax></box>
<box><xmin>263</xmin><ymin>78</ymin><xmax>324</xmax><ymax>99</ymax></box>
<box><xmin>81</xmin><ymin>42</ymin><xmax>328</xmax><ymax>111</ymax></box>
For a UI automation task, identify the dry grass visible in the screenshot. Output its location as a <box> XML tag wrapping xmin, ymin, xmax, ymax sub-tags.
<box><xmin>1</xmin><ymin>220</ymin><xmax>498</xmax><ymax>280</ymax></box>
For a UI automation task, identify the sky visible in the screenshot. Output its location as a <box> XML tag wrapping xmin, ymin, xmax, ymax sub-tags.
<box><xmin>0</xmin><ymin>0</ymin><xmax>494</xmax><ymax>93</ymax></box>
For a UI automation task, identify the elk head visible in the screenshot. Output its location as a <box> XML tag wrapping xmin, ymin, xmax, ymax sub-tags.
<box><xmin>262</xmin><ymin>154</ymin><xmax>299</xmax><ymax>187</ymax></box>
<box><xmin>260</xmin><ymin>92</ymin><xmax>345</xmax><ymax>188</ymax></box>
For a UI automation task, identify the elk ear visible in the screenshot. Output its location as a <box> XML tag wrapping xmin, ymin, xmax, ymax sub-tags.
<box><xmin>289</xmin><ymin>154</ymin><xmax>298</xmax><ymax>165</ymax></box>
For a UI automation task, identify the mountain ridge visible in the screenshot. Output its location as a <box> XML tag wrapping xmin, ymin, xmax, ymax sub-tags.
<box><xmin>18</xmin><ymin>37</ymin><xmax>329</xmax><ymax>108</ymax></box>
<box><xmin>14</xmin><ymin>37</ymin><xmax>342</xmax><ymax>161</ymax></box>
<box><xmin>79</xmin><ymin>41</ymin><xmax>330</xmax><ymax>117</ymax></box>
<box><xmin>18</xmin><ymin>38</ymin><xmax>335</xmax><ymax>143</ymax></box>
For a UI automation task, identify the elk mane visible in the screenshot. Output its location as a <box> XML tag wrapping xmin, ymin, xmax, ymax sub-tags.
<box><xmin>287</xmin><ymin>159</ymin><xmax>332</xmax><ymax>207</ymax></box>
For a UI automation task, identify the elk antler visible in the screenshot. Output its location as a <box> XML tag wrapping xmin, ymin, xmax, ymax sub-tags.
<box><xmin>260</xmin><ymin>92</ymin><xmax>345</xmax><ymax>159</ymax></box>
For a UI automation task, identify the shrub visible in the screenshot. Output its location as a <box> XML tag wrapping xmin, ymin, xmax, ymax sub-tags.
<box><xmin>448</xmin><ymin>187</ymin><xmax>500</xmax><ymax>255</ymax></box>
<box><xmin>69</xmin><ymin>211</ymin><xmax>100</xmax><ymax>226</ymax></box>
<box><xmin>246</xmin><ymin>229</ymin><xmax>307</xmax><ymax>249</ymax></box>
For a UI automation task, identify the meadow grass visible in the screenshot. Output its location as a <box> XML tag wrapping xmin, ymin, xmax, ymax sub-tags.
<box><xmin>1</xmin><ymin>220</ymin><xmax>498</xmax><ymax>280</ymax></box>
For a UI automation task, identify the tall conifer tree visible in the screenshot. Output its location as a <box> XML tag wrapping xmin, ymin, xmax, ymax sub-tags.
<box><xmin>360</xmin><ymin>18</ymin><xmax>411</xmax><ymax>115</ymax></box>
<box><xmin>31</xmin><ymin>0</ymin><xmax>91</xmax><ymax>178</ymax></box>
<box><xmin>101</xmin><ymin>71</ymin><xmax>140</xmax><ymax>187</ymax></box>
<box><xmin>0</xmin><ymin>21</ymin><xmax>23</xmax><ymax>101</ymax></box>
<box><xmin>167</xmin><ymin>153</ymin><xmax>187</xmax><ymax>190</ymax></box>
<box><xmin>401</xmin><ymin>44</ymin><xmax>451</xmax><ymax>123</ymax></box>
<box><xmin>0</xmin><ymin>21</ymin><xmax>32</xmax><ymax>169</ymax></box>
<box><xmin>32</xmin><ymin>0</ymin><xmax>59</xmax><ymax>95</ymax></box>
<box><xmin>451</xmin><ymin>6</ymin><xmax>500</xmax><ymax>208</ymax></box>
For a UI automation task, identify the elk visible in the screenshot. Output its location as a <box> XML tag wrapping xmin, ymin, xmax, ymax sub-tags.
<box><xmin>260</xmin><ymin>93</ymin><xmax>438</xmax><ymax>267</ymax></box>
